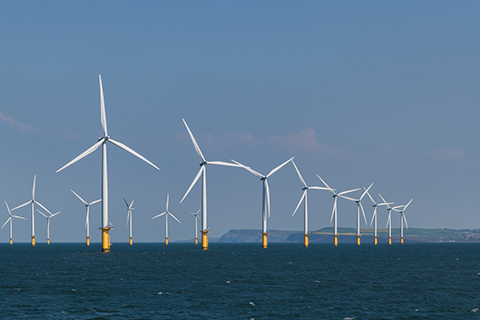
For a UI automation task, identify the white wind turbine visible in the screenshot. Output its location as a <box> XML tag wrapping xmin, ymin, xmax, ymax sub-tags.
<box><xmin>11</xmin><ymin>175</ymin><xmax>52</xmax><ymax>247</ymax></box>
<box><xmin>378</xmin><ymin>193</ymin><xmax>395</xmax><ymax>245</ymax></box>
<box><xmin>184</xmin><ymin>208</ymin><xmax>201</xmax><ymax>245</ymax></box>
<box><xmin>291</xmin><ymin>160</ymin><xmax>330</xmax><ymax>247</ymax></box>
<box><xmin>152</xmin><ymin>194</ymin><xmax>181</xmax><ymax>245</ymax></box>
<box><xmin>71</xmin><ymin>190</ymin><xmax>101</xmax><ymax>246</ymax></box>
<box><xmin>56</xmin><ymin>75</ymin><xmax>159</xmax><ymax>252</ymax></box>
<box><xmin>124</xmin><ymin>198</ymin><xmax>135</xmax><ymax>245</ymax></box>
<box><xmin>232</xmin><ymin>157</ymin><xmax>294</xmax><ymax>249</ymax></box>
<box><xmin>317</xmin><ymin>175</ymin><xmax>360</xmax><ymax>246</ymax></box>
<box><xmin>180</xmin><ymin>118</ymin><xmax>240</xmax><ymax>250</ymax></box>
<box><xmin>2</xmin><ymin>201</ymin><xmax>26</xmax><ymax>245</ymax></box>
<box><xmin>392</xmin><ymin>199</ymin><xmax>413</xmax><ymax>244</ymax></box>
<box><xmin>37</xmin><ymin>210</ymin><xmax>61</xmax><ymax>244</ymax></box>
<box><xmin>365</xmin><ymin>189</ymin><xmax>393</xmax><ymax>245</ymax></box>
<box><xmin>339</xmin><ymin>183</ymin><xmax>373</xmax><ymax>246</ymax></box>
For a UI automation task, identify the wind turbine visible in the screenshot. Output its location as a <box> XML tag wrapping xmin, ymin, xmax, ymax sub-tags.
<box><xmin>11</xmin><ymin>175</ymin><xmax>52</xmax><ymax>247</ymax></box>
<box><xmin>339</xmin><ymin>183</ymin><xmax>373</xmax><ymax>246</ymax></box>
<box><xmin>392</xmin><ymin>199</ymin><xmax>413</xmax><ymax>244</ymax></box>
<box><xmin>2</xmin><ymin>201</ymin><xmax>26</xmax><ymax>245</ymax></box>
<box><xmin>291</xmin><ymin>160</ymin><xmax>330</xmax><ymax>247</ymax></box>
<box><xmin>232</xmin><ymin>157</ymin><xmax>294</xmax><ymax>248</ymax></box>
<box><xmin>378</xmin><ymin>193</ymin><xmax>395</xmax><ymax>245</ymax></box>
<box><xmin>317</xmin><ymin>175</ymin><xmax>360</xmax><ymax>246</ymax></box>
<box><xmin>37</xmin><ymin>210</ymin><xmax>61</xmax><ymax>244</ymax></box>
<box><xmin>56</xmin><ymin>75</ymin><xmax>159</xmax><ymax>252</ymax></box>
<box><xmin>180</xmin><ymin>119</ymin><xmax>241</xmax><ymax>250</ymax></box>
<box><xmin>184</xmin><ymin>208</ymin><xmax>201</xmax><ymax>245</ymax></box>
<box><xmin>71</xmin><ymin>190</ymin><xmax>101</xmax><ymax>246</ymax></box>
<box><xmin>365</xmin><ymin>189</ymin><xmax>393</xmax><ymax>245</ymax></box>
<box><xmin>124</xmin><ymin>198</ymin><xmax>135</xmax><ymax>245</ymax></box>
<box><xmin>152</xmin><ymin>194</ymin><xmax>181</xmax><ymax>245</ymax></box>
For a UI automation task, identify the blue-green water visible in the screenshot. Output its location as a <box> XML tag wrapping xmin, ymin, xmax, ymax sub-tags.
<box><xmin>1</xmin><ymin>243</ymin><xmax>480</xmax><ymax>319</ymax></box>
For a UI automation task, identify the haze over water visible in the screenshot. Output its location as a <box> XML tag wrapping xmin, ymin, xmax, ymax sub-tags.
<box><xmin>1</xmin><ymin>243</ymin><xmax>479</xmax><ymax>319</ymax></box>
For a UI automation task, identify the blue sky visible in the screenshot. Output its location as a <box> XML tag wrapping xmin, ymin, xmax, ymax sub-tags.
<box><xmin>0</xmin><ymin>1</ymin><xmax>479</xmax><ymax>243</ymax></box>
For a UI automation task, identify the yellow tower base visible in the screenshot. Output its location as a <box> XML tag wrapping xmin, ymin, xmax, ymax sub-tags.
<box><xmin>195</xmin><ymin>237</ymin><xmax>198</xmax><ymax>245</ymax></box>
<box><xmin>165</xmin><ymin>237</ymin><xmax>169</xmax><ymax>245</ymax></box>
<box><xmin>304</xmin><ymin>234</ymin><xmax>309</xmax><ymax>248</ymax></box>
<box><xmin>129</xmin><ymin>237</ymin><xmax>133</xmax><ymax>245</ymax></box>
<box><xmin>47</xmin><ymin>238</ymin><xmax>50</xmax><ymax>245</ymax></box>
<box><xmin>31</xmin><ymin>235</ymin><xmax>35</xmax><ymax>247</ymax></box>
<box><xmin>334</xmin><ymin>234</ymin><xmax>338</xmax><ymax>246</ymax></box>
<box><xmin>201</xmin><ymin>230</ymin><xmax>209</xmax><ymax>250</ymax></box>
<box><xmin>86</xmin><ymin>236</ymin><xmax>90</xmax><ymax>246</ymax></box>
<box><xmin>374</xmin><ymin>236</ymin><xmax>378</xmax><ymax>245</ymax></box>
<box><xmin>9</xmin><ymin>238</ymin><xmax>12</xmax><ymax>245</ymax></box>
<box><xmin>102</xmin><ymin>227</ymin><xmax>113</xmax><ymax>252</ymax></box>
<box><xmin>262</xmin><ymin>232</ymin><xmax>269</xmax><ymax>248</ymax></box>
<box><xmin>401</xmin><ymin>237</ymin><xmax>404</xmax><ymax>244</ymax></box>
<box><xmin>357</xmin><ymin>236</ymin><xmax>361</xmax><ymax>246</ymax></box>
<box><xmin>388</xmin><ymin>237</ymin><xmax>392</xmax><ymax>245</ymax></box>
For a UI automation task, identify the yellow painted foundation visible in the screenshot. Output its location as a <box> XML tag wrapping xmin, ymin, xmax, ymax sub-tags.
<box><xmin>388</xmin><ymin>237</ymin><xmax>392</xmax><ymax>245</ymax></box>
<box><xmin>31</xmin><ymin>235</ymin><xmax>35</xmax><ymax>247</ymax></box>
<box><xmin>47</xmin><ymin>238</ymin><xmax>50</xmax><ymax>245</ymax></box>
<box><xmin>195</xmin><ymin>237</ymin><xmax>198</xmax><ymax>245</ymax></box>
<box><xmin>304</xmin><ymin>234</ymin><xmax>309</xmax><ymax>248</ymax></box>
<box><xmin>165</xmin><ymin>237</ymin><xmax>169</xmax><ymax>245</ymax></box>
<box><xmin>262</xmin><ymin>232</ymin><xmax>269</xmax><ymax>248</ymax></box>
<box><xmin>401</xmin><ymin>237</ymin><xmax>404</xmax><ymax>244</ymax></box>
<box><xmin>9</xmin><ymin>238</ymin><xmax>12</xmax><ymax>245</ymax></box>
<box><xmin>201</xmin><ymin>230</ymin><xmax>209</xmax><ymax>250</ymax></box>
<box><xmin>357</xmin><ymin>236</ymin><xmax>361</xmax><ymax>246</ymax></box>
<box><xmin>86</xmin><ymin>236</ymin><xmax>90</xmax><ymax>246</ymax></box>
<box><xmin>102</xmin><ymin>227</ymin><xmax>113</xmax><ymax>252</ymax></box>
<box><xmin>334</xmin><ymin>235</ymin><xmax>338</xmax><ymax>246</ymax></box>
<box><xmin>129</xmin><ymin>237</ymin><xmax>133</xmax><ymax>245</ymax></box>
<box><xmin>374</xmin><ymin>236</ymin><xmax>378</xmax><ymax>246</ymax></box>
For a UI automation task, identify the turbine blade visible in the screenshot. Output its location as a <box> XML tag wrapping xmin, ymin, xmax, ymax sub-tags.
<box><xmin>32</xmin><ymin>175</ymin><xmax>36</xmax><ymax>200</ymax></box>
<box><xmin>292</xmin><ymin>191</ymin><xmax>306</xmax><ymax>217</ymax></box>
<box><xmin>316</xmin><ymin>175</ymin><xmax>336</xmax><ymax>195</ymax></box>
<box><xmin>12</xmin><ymin>215</ymin><xmax>26</xmax><ymax>220</ymax></box>
<box><xmin>206</xmin><ymin>161</ymin><xmax>241</xmax><ymax>168</ymax></box>
<box><xmin>266</xmin><ymin>157</ymin><xmax>294</xmax><ymax>178</ymax></box>
<box><xmin>50</xmin><ymin>211</ymin><xmax>61</xmax><ymax>218</ymax></box>
<box><xmin>11</xmin><ymin>200</ymin><xmax>31</xmax><ymax>211</ymax></box>
<box><xmin>108</xmin><ymin>138</ymin><xmax>159</xmax><ymax>170</ymax></box>
<box><xmin>125</xmin><ymin>211</ymin><xmax>130</xmax><ymax>229</ymax></box>
<box><xmin>291</xmin><ymin>160</ymin><xmax>307</xmax><ymax>188</ymax></box>
<box><xmin>1</xmin><ymin>217</ymin><xmax>11</xmax><ymax>229</ymax></box>
<box><xmin>180</xmin><ymin>166</ymin><xmax>204</xmax><ymax>203</ymax></box>
<box><xmin>35</xmin><ymin>201</ymin><xmax>52</xmax><ymax>215</ymax></box>
<box><xmin>36</xmin><ymin>209</ymin><xmax>49</xmax><ymax>218</ymax></box>
<box><xmin>90</xmin><ymin>199</ymin><xmax>102</xmax><ymax>205</ymax></box>
<box><xmin>57</xmin><ymin>139</ymin><xmax>104</xmax><ymax>173</ymax></box>
<box><xmin>71</xmin><ymin>190</ymin><xmax>88</xmax><ymax>205</ymax></box>
<box><xmin>339</xmin><ymin>195</ymin><xmax>356</xmax><ymax>202</ymax></box>
<box><xmin>99</xmin><ymin>74</ymin><xmax>108</xmax><ymax>137</ymax></box>
<box><xmin>386</xmin><ymin>212</ymin><xmax>391</xmax><ymax>228</ymax></box>
<box><xmin>265</xmin><ymin>179</ymin><xmax>271</xmax><ymax>218</ymax></box>
<box><xmin>403</xmin><ymin>213</ymin><xmax>409</xmax><ymax>229</ymax></box>
<box><xmin>129</xmin><ymin>199</ymin><xmax>135</xmax><ymax>208</ymax></box>
<box><xmin>338</xmin><ymin>188</ymin><xmax>361</xmax><ymax>196</ymax></box>
<box><xmin>403</xmin><ymin>199</ymin><xmax>413</xmax><ymax>211</ymax></box>
<box><xmin>307</xmin><ymin>186</ymin><xmax>331</xmax><ymax>191</ymax></box>
<box><xmin>360</xmin><ymin>202</ymin><xmax>367</xmax><ymax>224</ymax></box>
<box><xmin>378</xmin><ymin>193</ymin><xmax>390</xmax><ymax>208</ymax></box>
<box><xmin>231</xmin><ymin>160</ymin><xmax>264</xmax><ymax>177</ymax></box>
<box><xmin>124</xmin><ymin>198</ymin><xmax>129</xmax><ymax>207</ymax></box>
<box><xmin>168</xmin><ymin>212</ymin><xmax>182</xmax><ymax>224</ymax></box>
<box><xmin>152</xmin><ymin>212</ymin><xmax>166</xmax><ymax>219</ymax></box>
<box><xmin>5</xmin><ymin>201</ymin><xmax>11</xmax><ymax>215</ymax></box>
<box><xmin>360</xmin><ymin>183</ymin><xmax>374</xmax><ymax>201</ymax></box>
<box><xmin>182</xmin><ymin>118</ymin><xmax>206</xmax><ymax>162</ymax></box>
<box><xmin>330</xmin><ymin>198</ymin><xmax>337</xmax><ymax>223</ymax></box>
<box><xmin>166</xmin><ymin>193</ymin><xmax>169</xmax><ymax>211</ymax></box>
<box><xmin>370</xmin><ymin>208</ymin><xmax>377</xmax><ymax>226</ymax></box>
<box><xmin>365</xmin><ymin>188</ymin><xmax>376</xmax><ymax>205</ymax></box>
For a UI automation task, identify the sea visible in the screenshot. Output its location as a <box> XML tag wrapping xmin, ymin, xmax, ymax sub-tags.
<box><xmin>1</xmin><ymin>243</ymin><xmax>479</xmax><ymax>319</ymax></box>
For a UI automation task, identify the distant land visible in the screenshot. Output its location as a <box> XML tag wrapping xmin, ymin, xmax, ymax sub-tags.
<box><xmin>210</xmin><ymin>228</ymin><xmax>480</xmax><ymax>243</ymax></box>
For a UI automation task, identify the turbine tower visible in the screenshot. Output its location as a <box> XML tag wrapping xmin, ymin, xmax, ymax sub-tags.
<box><xmin>317</xmin><ymin>175</ymin><xmax>360</xmax><ymax>246</ymax></box>
<box><xmin>291</xmin><ymin>160</ymin><xmax>330</xmax><ymax>247</ymax></box>
<box><xmin>339</xmin><ymin>183</ymin><xmax>373</xmax><ymax>246</ymax></box>
<box><xmin>184</xmin><ymin>208</ymin><xmax>201</xmax><ymax>244</ymax></box>
<box><xmin>180</xmin><ymin>119</ymin><xmax>240</xmax><ymax>250</ymax></box>
<box><xmin>152</xmin><ymin>194</ymin><xmax>181</xmax><ymax>245</ymax></box>
<box><xmin>232</xmin><ymin>157</ymin><xmax>294</xmax><ymax>248</ymax></box>
<box><xmin>2</xmin><ymin>201</ymin><xmax>26</xmax><ymax>245</ymax></box>
<box><xmin>365</xmin><ymin>189</ymin><xmax>393</xmax><ymax>245</ymax></box>
<box><xmin>124</xmin><ymin>198</ymin><xmax>135</xmax><ymax>245</ymax></box>
<box><xmin>378</xmin><ymin>194</ymin><xmax>395</xmax><ymax>245</ymax></box>
<box><xmin>392</xmin><ymin>199</ymin><xmax>413</xmax><ymax>244</ymax></box>
<box><xmin>11</xmin><ymin>175</ymin><xmax>52</xmax><ymax>246</ymax></box>
<box><xmin>57</xmin><ymin>75</ymin><xmax>159</xmax><ymax>252</ymax></box>
<box><xmin>37</xmin><ymin>210</ymin><xmax>61</xmax><ymax>244</ymax></box>
<box><xmin>71</xmin><ymin>190</ymin><xmax>101</xmax><ymax>246</ymax></box>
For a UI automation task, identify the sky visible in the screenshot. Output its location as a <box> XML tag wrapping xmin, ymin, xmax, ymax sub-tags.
<box><xmin>0</xmin><ymin>1</ymin><xmax>479</xmax><ymax>243</ymax></box>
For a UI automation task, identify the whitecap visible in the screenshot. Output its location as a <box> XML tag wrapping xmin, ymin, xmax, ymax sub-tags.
<box><xmin>226</xmin><ymin>281</ymin><xmax>231</xmax><ymax>284</ymax></box>
<box><xmin>471</xmin><ymin>308</ymin><xmax>479</xmax><ymax>313</ymax></box>
<box><xmin>249</xmin><ymin>302</ymin><xmax>256</xmax><ymax>306</ymax></box>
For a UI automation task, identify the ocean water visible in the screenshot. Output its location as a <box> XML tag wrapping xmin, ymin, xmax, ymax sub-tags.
<box><xmin>0</xmin><ymin>243</ymin><xmax>480</xmax><ymax>319</ymax></box>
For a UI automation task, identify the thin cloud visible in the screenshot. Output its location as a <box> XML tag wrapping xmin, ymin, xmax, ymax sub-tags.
<box><xmin>422</xmin><ymin>147</ymin><xmax>465</xmax><ymax>164</ymax></box>
<box><xmin>0</xmin><ymin>112</ymin><xmax>35</xmax><ymax>133</ymax></box>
